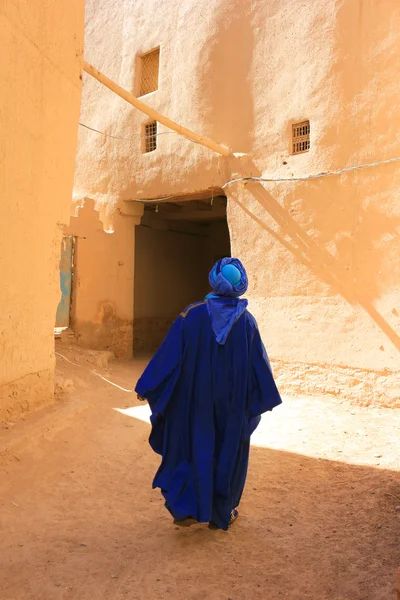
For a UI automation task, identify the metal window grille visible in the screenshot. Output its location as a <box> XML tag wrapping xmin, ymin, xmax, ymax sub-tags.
<box><xmin>144</xmin><ymin>121</ymin><xmax>157</xmax><ymax>153</ymax></box>
<box><xmin>139</xmin><ymin>48</ymin><xmax>160</xmax><ymax>96</ymax></box>
<box><xmin>292</xmin><ymin>120</ymin><xmax>310</xmax><ymax>154</ymax></box>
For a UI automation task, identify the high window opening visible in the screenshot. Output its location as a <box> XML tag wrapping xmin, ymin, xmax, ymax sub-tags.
<box><xmin>138</xmin><ymin>48</ymin><xmax>160</xmax><ymax>96</ymax></box>
<box><xmin>292</xmin><ymin>120</ymin><xmax>310</xmax><ymax>154</ymax></box>
<box><xmin>143</xmin><ymin>121</ymin><xmax>157</xmax><ymax>153</ymax></box>
<box><xmin>133</xmin><ymin>192</ymin><xmax>231</xmax><ymax>355</ymax></box>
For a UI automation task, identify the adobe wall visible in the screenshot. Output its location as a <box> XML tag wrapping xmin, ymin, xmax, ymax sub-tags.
<box><xmin>75</xmin><ymin>0</ymin><xmax>400</xmax><ymax>405</ymax></box>
<box><xmin>0</xmin><ymin>1</ymin><xmax>84</xmax><ymax>420</ymax></box>
<box><xmin>64</xmin><ymin>200</ymin><xmax>143</xmax><ymax>358</ymax></box>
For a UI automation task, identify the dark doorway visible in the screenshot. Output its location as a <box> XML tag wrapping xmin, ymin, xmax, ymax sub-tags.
<box><xmin>133</xmin><ymin>193</ymin><xmax>230</xmax><ymax>355</ymax></box>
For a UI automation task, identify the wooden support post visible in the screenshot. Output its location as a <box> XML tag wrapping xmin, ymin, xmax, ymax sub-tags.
<box><xmin>83</xmin><ymin>61</ymin><xmax>231</xmax><ymax>157</ymax></box>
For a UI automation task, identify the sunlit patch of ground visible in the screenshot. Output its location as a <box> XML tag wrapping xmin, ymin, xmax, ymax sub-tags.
<box><xmin>115</xmin><ymin>397</ymin><xmax>400</xmax><ymax>469</ymax></box>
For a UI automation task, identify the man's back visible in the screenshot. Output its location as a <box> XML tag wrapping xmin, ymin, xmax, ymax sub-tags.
<box><xmin>135</xmin><ymin>257</ymin><xmax>281</xmax><ymax>530</ymax></box>
<box><xmin>136</xmin><ymin>297</ymin><xmax>281</xmax><ymax>529</ymax></box>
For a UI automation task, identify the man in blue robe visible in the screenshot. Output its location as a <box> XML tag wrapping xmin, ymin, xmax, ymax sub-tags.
<box><xmin>135</xmin><ymin>257</ymin><xmax>282</xmax><ymax>531</ymax></box>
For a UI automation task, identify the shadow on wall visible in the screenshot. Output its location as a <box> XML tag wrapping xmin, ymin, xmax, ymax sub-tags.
<box><xmin>199</xmin><ymin>0</ymin><xmax>254</xmax><ymax>152</ymax></box>
<box><xmin>320</xmin><ymin>0</ymin><xmax>400</xmax><ymax>168</ymax></box>
<box><xmin>228</xmin><ymin>168</ymin><xmax>400</xmax><ymax>353</ymax></box>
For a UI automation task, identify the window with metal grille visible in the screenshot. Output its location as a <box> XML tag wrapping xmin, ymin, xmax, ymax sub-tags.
<box><xmin>139</xmin><ymin>48</ymin><xmax>160</xmax><ymax>96</ymax></box>
<box><xmin>144</xmin><ymin>121</ymin><xmax>157</xmax><ymax>153</ymax></box>
<box><xmin>292</xmin><ymin>120</ymin><xmax>310</xmax><ymax>154</ymax></box>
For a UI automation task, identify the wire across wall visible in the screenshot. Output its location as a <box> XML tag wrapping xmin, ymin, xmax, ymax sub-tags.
<box><xmin>78</xmin><ymin>121</ymin><xmax>400</xmax><ymax>191</ymax></box>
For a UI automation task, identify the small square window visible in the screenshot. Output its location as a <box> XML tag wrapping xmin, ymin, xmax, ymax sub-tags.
<box><xmin>144</xmin><ymin>121</ymin><xmax>157</xmax><ymax>153</ymax></box>
<box><xmin>139</xmin><ymin>48</ymin><xmax>160</xmax><ymax>96</ymax></box>
<box><xmin>292</xmin><ymin>120</ymin><xmax>310</xmax><ymax>154</ymax></box>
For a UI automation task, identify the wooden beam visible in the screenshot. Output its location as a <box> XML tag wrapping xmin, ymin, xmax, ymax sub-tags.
<box><xmin>83</xmin><ymin>61</ymin><xmax>231</xmax><ymax>157</ymax></box>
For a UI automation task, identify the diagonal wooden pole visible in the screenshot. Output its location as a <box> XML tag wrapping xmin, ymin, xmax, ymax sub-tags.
<box><xmin>83</xmin><ymin>61</ymin><xmax>231</xmax><ymax>157</ymax></box>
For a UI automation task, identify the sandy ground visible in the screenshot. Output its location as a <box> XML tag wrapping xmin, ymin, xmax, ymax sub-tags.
<box><xmin>0</xmin><ymin>342</ymin><xmax>399</xmax><ymax>600</ymax></box>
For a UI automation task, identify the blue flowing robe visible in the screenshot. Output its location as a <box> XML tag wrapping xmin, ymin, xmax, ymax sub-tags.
<box><xmin>135</xmin><ymin>299</ymin><xmax>282</xmax><ymax>530</ymax></box>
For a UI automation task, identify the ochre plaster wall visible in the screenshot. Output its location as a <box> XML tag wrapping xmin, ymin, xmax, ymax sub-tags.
<box><xmin>65</xmin><ymin>200</ymin><xmax>142</xmax><ymax>357</ymax></box>
<box><xmin>0</xmin><ymin>1</ymin><xmax>84</xmax><ymax>419</ymax></box>
<box><xmin>75</xmin><ymin>0</ymin><xmax>400</xmax><ymax>405</ymax></box>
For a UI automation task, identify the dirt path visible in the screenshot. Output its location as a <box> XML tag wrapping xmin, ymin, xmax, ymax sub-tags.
<box><xmin>1</xmin><ymin>343</ymin><xmax>399</xmax><ymax>600</ymax></box>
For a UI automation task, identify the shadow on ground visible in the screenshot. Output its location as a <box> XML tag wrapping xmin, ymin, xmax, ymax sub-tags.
<box><xmin>1</xmin><ymin>387</ymin><xmax>399</xmax><ymax>600</ymax></box>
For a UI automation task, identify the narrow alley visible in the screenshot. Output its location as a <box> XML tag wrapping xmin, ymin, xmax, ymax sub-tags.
<box><xmin>2</xmin><ymin>1</ymin><xmax>400</xmax><ymax>599</ymax></box>
<box><xmin>1</xmin><ymin>344</ymin><xmax>399</xmax><ymax>600</ymax></box>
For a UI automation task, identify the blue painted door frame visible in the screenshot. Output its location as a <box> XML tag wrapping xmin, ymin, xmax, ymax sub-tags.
<box><xmin>55</xmin><ymin>236</ymin><xmax>74</xmax><ymax>328</ymax></box>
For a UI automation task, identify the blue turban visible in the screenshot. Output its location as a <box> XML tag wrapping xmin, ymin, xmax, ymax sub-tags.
<box><xmin>208</xmin><ymin>258</ymin><xmax>248</xmax><ymax>298</ymax></box>
<box><xmin>206</xmin><ymin>258</ymin><xmax>249</xmax><ymax>344</ymax></box>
